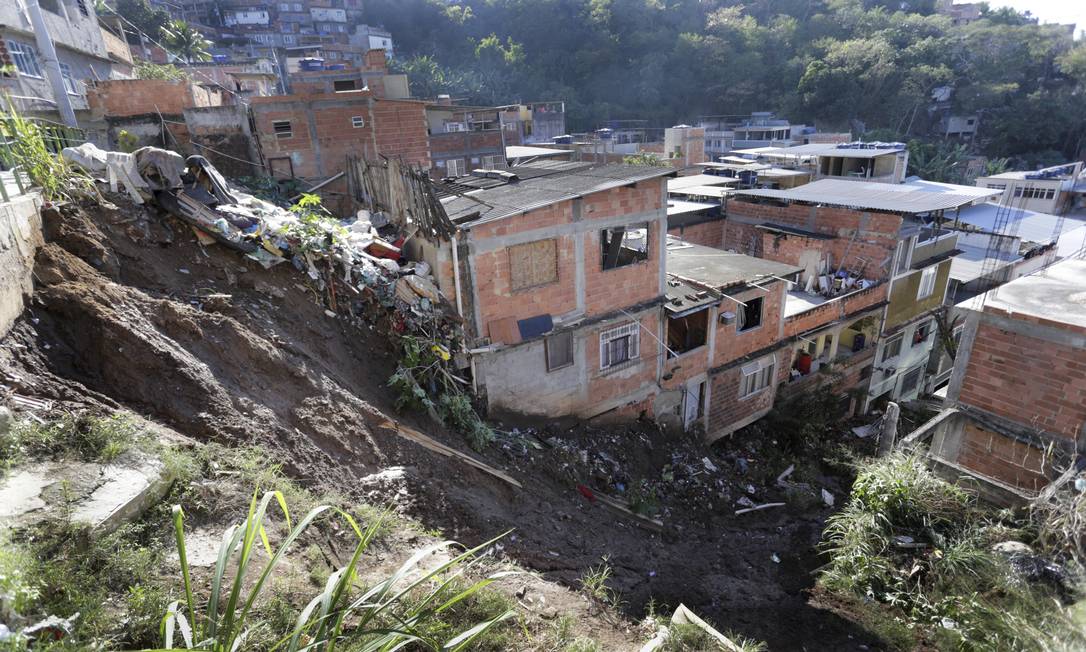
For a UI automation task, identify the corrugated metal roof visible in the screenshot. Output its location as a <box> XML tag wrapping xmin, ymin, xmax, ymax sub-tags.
<box><xmin>733</xmin><ymin>179</ymin><xmax>997</xmax><ymax>214</ymax></box>
<box><xmin>666</xmin><ymin>200</ymin><xmax>718</xmax><ymax>216</ymax></box>
<box><xmin>439</xmin><ymin>162</ymin><xmax>674</xmax><ymax>226</ymax></box>
<box><xmin>949</xmin><ymin>243</ymin><xmax>1022</xmax><ymax>284</ymax></box>
<box><xmin>767</xmin><ymin>143</ymin><xmax>905</xmax><ymax>158</ymax></box>
<box><xmin>668</xmin><ymin>174</ymin><xmax>737</xmax><ymax>190</ymax></box>
<box><xmin>668</xmin><ymin>185</ymin><xmax>732</xmax><ymax>198</ymax></box>
<box><xmin>954</xmin><ymin>203</ymin><xmax>1086</xmax><ymax>255</ymax></box>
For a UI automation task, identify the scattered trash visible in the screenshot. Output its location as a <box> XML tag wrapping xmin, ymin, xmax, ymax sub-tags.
<box><xmin>701</xmin><ymin>457</ymin><xmax>718</xmax><ymax>473</ymax></box>
<box><xmin>821</xmin><ymin>488</ymin><xmax>835</xmax><ymax>507</ymax></box>
<box><xmin>23</xmin><ymin>613</ymin><xmax>79</xmax><ymax>642</ymax></box>
<box><xmin>577</xmin><ymin>484</ymin><xmax>596</xmax><ymax>503</ymax></box>
<box><xmin>178</xmin><ymin>268</ymin><xmax>190</xmax><ymax>275</ymax></box>
<box><xmin>736</xmin><ymin>502</ymin><xmax>786</xmax><ymax>516</ymax></box>
<box><xmin>770</xmin><ymin>553</ymin><xmax>781</xmax><ymax>564</ymax></box>
<box><xmin>735</xmin><ymin>458</ymin><xmax>749</xmax><ymax>474</ymax></box>
<box><xmin>776</xmin><ymin>464</ymin><xmax>795</xmax><ymax>486</ymax></box>
<box><xmin>851</xmin><ymin>422</ymin><xmax>879</xmax><ymax>439</ymax></box>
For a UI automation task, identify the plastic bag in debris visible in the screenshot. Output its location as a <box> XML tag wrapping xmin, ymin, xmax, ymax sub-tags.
<box><xmin>247</xmin><ymin>248</ymin><xmax>287</xmax><ymax>269</ymax></box>
<box><xmin>215</xmin><ymin>203</ymin><xmax>261</xmax><ymax>230</ymax></box>
<box><xmin>133</xmin><ymin>147</ymin><xmax>185</xmax><ymax>190</ymax></box>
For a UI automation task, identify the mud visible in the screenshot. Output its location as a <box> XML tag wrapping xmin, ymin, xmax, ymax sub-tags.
<box><xmin>0</xmin><ymin>197</ymin><xmax>889</xmax><ymax>650</ymax></box>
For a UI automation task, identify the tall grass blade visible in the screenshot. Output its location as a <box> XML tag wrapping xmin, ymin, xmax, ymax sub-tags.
<box><xmin>172</xmin><ymin>506</ymin><xmax>197</xmax><ymax>639</ymax></box>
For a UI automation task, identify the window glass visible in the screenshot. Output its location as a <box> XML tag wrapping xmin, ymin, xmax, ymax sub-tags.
<box><xmin>545</xmin><ymin>332</ymin><xmax>573</xmax><ymax>371</ymax></box>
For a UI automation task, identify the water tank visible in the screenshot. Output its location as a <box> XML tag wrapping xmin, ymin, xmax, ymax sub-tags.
<box><xmin>299</xmin><ymin>58</ymin><xmax>324</xmax><ymax>71</ymax></box>
<box><xmin>552</xmin><ymin>134</ymin><xmax>572</xmax><ymax>144</ymax></box>
<box><xmin>596</xmin><ymin>128</ymin><xmax>613</xmax><ymax>141</ymax></box>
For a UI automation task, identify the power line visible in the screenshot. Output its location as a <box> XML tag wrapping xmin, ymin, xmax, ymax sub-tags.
<box><xmin>99</xmin><ymin>6</ymin><xmax>253</xmax><ymax>105</ymax></box>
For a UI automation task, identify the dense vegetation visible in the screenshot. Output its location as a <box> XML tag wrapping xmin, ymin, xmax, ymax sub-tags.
<box><xmin>365</xmin><ymin>0</ymin><xmax>1086</xmax><ymax>166</ymax></box>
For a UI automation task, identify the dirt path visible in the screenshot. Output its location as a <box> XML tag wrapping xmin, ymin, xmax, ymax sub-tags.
<box><xmin>0</xmin><ymin>197</ymin><xmax>887</xmax><ymax>650</ymax></box>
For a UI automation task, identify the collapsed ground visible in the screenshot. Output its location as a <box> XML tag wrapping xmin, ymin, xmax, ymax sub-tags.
<box><xmin>2</xmin><ymin>195</ymin><xmax>895</xmax><ymax>649</ymax></box>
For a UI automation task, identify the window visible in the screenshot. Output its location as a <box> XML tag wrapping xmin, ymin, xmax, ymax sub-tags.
<box><xmin>987</xmin><ymin>183</ymin><xmax>1006</xmax><ymax>190</ymax></box>
<box><xmin>740</xmin><ymin>356</ymin><xmax>776</xmax><ymax>398</ymax></box>
<box><xmin>545</xmin><ymin>331</ymin><xmax>573</xmax><ymax>371</ymax></box>
<box><xmin>7</xmin><ymin>41</ymin><xmax>42</xmax><ymax>78</ymax></box>
<box><xmin>482</xmin><ymin>154</ymin><xmax>503</xmax><ymax>168</ymax></box>
<box><xmin>445</xmin><ymin>158</ymin><xmax>465</xmax><ymax>177</ymax></box>
<box><xmin>272</xmin><ymin>120</ymin><xmax>292</xmax><ymax>139</ymax></box>
<box><xmin>508</xmin><ymin>239</ymin><xmax>558</xmax><ymax>291</ymax></box>
<box><xmin>600</xmin><ymin>223</ymin><xmax>649</xmax><ymax>270</ymax></box>
<box><xmin>900</xmin><ymin>366</ymin><xmax>923</xmax><ymax>396</ymax></box>
<box><xmin>444</xmin><ymin>122</ymin><xmax>467</xmax><ymax>133</ymax></box>
<box><xmin>58</xmin><ymin>63</ymin><xmax>81</xmax><ymax>95</ymax></box>
<box><xmin>666</xmin><ymin>309</ymin><xmax>709</xmax><ymax>357</ymax></box>
<box><xmin>913</xmin><ymin>320</ymin><xmax>932</xmax><ymax>346</ymax></box>
<box><xmin>880</xmin><ymin>333</ymin><xmax>903</xmax><ymax>363</ymax></box>
<box><xmin>75</xmin><ymin>0</ymin><xmax>89</xmax><ymax>17</ymax></box>
<box><xmin>351</xmin><ymin>115</ymin><xmax>365</xmax><ymax>128</ymax></box>
<box><xmin>333</xmin><ymin>79</ymin><xmax>357</xmax><ymax>91</ymax></box>
<box><xmin>895</xmin><ymin>236</ymin><xmax>915</xmax><ymax>275</ymax></box>
<box><xmin>39</xmin><ymin>0</ymin><xmax>62</xmax><ymax>14</ymax></box>
<box><xmin>600</xmin><ymin>322</ymin><xmax>640</xmax><ymax>370</ymax></box>
<box><xmin>737</xmin><ymin>296</ymin><xmax>763</xmax><ymax>332</ymax></box>
<box><xmin>917</xmin><ymin>265</ymin><xmax>937</xmax><ymax>300</ymax></box>
<box><xmin>282</xmin><ymin>34</ymin><xmax>295</xmax><ymax>45</ymax></box>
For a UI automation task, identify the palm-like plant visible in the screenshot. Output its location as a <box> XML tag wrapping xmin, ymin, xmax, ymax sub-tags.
<box><xmin>163</xmin><ymin>20</ymin><xmax>212</xmax><ymax>63</ymax></box>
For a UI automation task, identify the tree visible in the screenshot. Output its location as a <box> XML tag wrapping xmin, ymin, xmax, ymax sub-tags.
<box><xmin>162</xmin><ymin>20</ymin><xmax>212</xmax><ymax>63</ymax></box>
<box><xmin>113</xmin><ymin>0</ymin><xmax>169</xmax><ymax>44</ymax></box>
<box><xmin>907</xmin><ymin>140</ymin><xmax>970</xmax><ymax>183</ymax></box>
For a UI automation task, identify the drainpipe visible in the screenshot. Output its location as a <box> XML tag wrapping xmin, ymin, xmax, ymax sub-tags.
<box><xmin>26</xmin><ymin>0</ymin><xmax>79</xmax><ymax>128</ymax></box>
<box><xmin>451</xmin><ymin>232</ymin><xmax>477</xmax><ymax>394</ymax></box>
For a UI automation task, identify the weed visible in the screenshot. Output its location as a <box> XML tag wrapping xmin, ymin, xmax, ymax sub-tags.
<box><xmin>0</xmin><ymin>96</ymin><xmax>95</xmax><ymax>202</ymax></box>
<box><xmin>579</xmin><ymin>559</ymin><xmax>622</xmax><ymax>611</ymax></box>
<box><xmin>563</xmin><ymin>638</ymin><xmax>603</xmax><ymax>652</ymax></box>
<box><xmin>163</xmin><ymin>491</ymin><xmax>515</xmax><ymax>651</ymax></box>
<box><xmin>0</xmin><ymin>535</ymin><xmax>39</xmax><ymax>621</ymax></box>
<box><xmin>628</xmin><ymin>480</ymin><xmax>660</xmax><ymax>517</ymax></box>
<box><xmin>1</xmin><ymin>413</ymin><xmax>146</xmax><ymax>472</ymax></box>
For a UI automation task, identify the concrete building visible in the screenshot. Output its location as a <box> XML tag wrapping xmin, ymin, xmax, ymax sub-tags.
<box><xmin>975</xmin><ymin>162</ymin><xmax>1085</xmax><ymax>215</ymax></box>
<box><xmin>426</xmin><ymin>103</ymin><xmax>505</xmax><ymax>178</ymax></box>
<box><xmin>697</xmin><ymin>113</ymin><xmax>802</xmax><ymax>162</ymax></box>
<box><xmin>716</xmin><ymin>179</ymin><xmax>998</xmax><ymax>411</ymax></box>
<box><xmin>752</xmin><ymin>142</ymin><xmax>911</xmax><ymax>185</ymax></box>
<box><xmin>906</xmin><ymin>259</ymin><xmax>1086</xmax><ymax>503</ymax></box>
<box><xmin>935</xmin><ymin>0</ymin><xmax>984</xmax><ymax>26</ymax></box>
<box><xmin>498</xmin><ymin>102</ymin><xmax>566</xmax><ymax>146</ymax></box>
<box><xmin>1</xmin><ymin>0</ymin><xmax>121</xmax><ymax>124</ymax></box>
<box><xmin>349</xmin><ymin>25</ymin><xmax>393</xmax><ymax>58</ymax></box>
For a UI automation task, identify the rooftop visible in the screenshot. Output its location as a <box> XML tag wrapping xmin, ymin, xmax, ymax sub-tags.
<box><xmin>437</xmin><ymin>161</ymin><xmax>674</xmax><ymax>227</ymax></box>
<box><xmin>953</xmin><ymin>203</ymin><xmax>1086</xmax><ymax>255</ymax></box>
<box><xmin>667</xmin><ymin>185</ymin><xmax>732</xmax><ymax>199</ymax></box>
<box><xmin>665</xmin><ymin>237</ymin><xmax>801</xmax><ymax>290</ymax></box>
<box><xmin>668</xmin><ymin>174</ymin><xmax>738</xmax><ymax>190</ymax></box>
<box><xmin>767</xmin><ymin>142</ymin><xmax>906</xmax><ymax>159</ymax></box>
<box><xmin>734</xmin><ymin>179</ymin><xmax>1000</xmax><ymax>215</ymax></box>
<box><xmin>982</xmin><ymin>162</ymin><xmax>1083</xmax><ymax>181</ymax></box>
<box><xmin>666</xmin><ymin>200</ymin><xmax>718</xmax><ymax>217</ymax></box>
<box><xmin>980</xmin><ymin>259</ymin><xmax>1086</xmax><ymax>330</ymax></box>
<box><xmin>504</xmin><ymin>145</ymin><xmax>569</xmax><ymax>159</ymax></box>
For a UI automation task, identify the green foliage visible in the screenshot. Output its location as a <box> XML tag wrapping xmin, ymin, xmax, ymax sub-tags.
<box><xmin>164</xmin><ymin>492</ymin><xmax>515</xmax><ymax>651</ymax></box>
<box><xmin>364</xmin><ymin>1</ymin><xmax>1084</xmax><ymax>162</ymax></box>
<box><xmin>579</xmin><ymin>559</ymin><xmax>621</xmax><ymax>611</ymax></box>
<box><xmin>1</xmin><ymin>413</ymin><xmax>146</xmax><ymax>473</ymax></box>
<box><xmin>821</xmin><ymin>453</ymin><xmax>1086</xmax><ymax>650</ymax></box>
<box><xmin>135</xmin><ymin>61</ymin><xmax>190</xmax><ymax>81</ymax></box>
<box><xmin>117</xmin><ymin>129</ymin><xmax>139</xmax><ymax>153</ymax></box>
<box><xmin>0</xmin><ymin>96</ymin><xmax>95</xmax><ymax>202</ymax></box>
<box><xmin>112</xmin><ymin>0</ymin><xmax>169</xmax><ymax>43</ymax></box>
<box><xmin>438</xmin><ymin>393</ymin><xmax>495</xmax><ymax>451</ymax></box>
<box><xmin>907</xmin><ymin>140</ymin><xmax>971</xmax><ymax>184</ymax></box>
<box><xmin>278</xmin><ymin>193</ymin><xmax>347</xmax><ymax>253</ymax></box>
<box><xmin>623</xmin><ymin>152</ymin><xmax>667</xmax><ymax>167</ymax></box>
<box><xmin>162</xmin><ymin>19</ymin><xmax>212</xmax><ymax>63</ymax></box>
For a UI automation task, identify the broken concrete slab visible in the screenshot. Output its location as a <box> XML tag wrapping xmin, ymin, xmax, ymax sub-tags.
<box><xmin>0</xmin><ymin>456</ymin><xmax>173</xmax><ymax>535</ymax></box>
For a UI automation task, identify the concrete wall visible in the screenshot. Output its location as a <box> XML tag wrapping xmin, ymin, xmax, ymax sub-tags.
<box><xmin>0</xmin><ymin>195</ymin><xmax>43</xmax><ymax>338</ymax></box>
<box><xmin>183</xmin><ymin>105</ymin><xmax>259</xmax><ymax>178</ymax></box>
<box><xmin>885</xmin><ymin>258</ymin><xmax>952</xmax><ymax>328</ymax></box>
<box><xmin>87</xmin><ymin>79</ymin><xmax>223</xmax><ymax>119</ymax></box>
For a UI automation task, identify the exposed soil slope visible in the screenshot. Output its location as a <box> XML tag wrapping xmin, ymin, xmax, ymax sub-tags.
<box><xmin>0</xmin><ymin>196</ymin><xmax>888</xmax><ymax>650</ymax></box>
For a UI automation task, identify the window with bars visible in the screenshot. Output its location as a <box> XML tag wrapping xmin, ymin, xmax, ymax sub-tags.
<box><xmin>445</xmin><ymin>158</ymin><xmax>465</xmax><ymax>177</ymax></box>
<box><xmin>272</xmin><ymin>120</ymin><xmax>292</xmax><ymax>139</ymax></box>
<box><xmin>7</xmin><ymin>41</ymin><xmax>42</xmax><ymax>78</ymax></box>
<box><xmin>75</xmin><ymin>0</ymin><xmax>89</xmax><ymax>16</ymax></box>
<box><xmin>739</xmin><ymin>356</ymin><xmax>776</xmax><ymax>398</ymax></box>
<box><xmin>351</xmin><ymin>115</ymin><xmax>365</xmax><ymax>128</ymax></box>
<box><xmin>880</xmin><ymin>333</ymin><xmax>903</xmax><ymax>363</ymax></box>
<box><xmin>482</xmin><ymin>154</ymin><xmax>503</xmax><ymax>168</ymax></box>
<box><xmin>599</xmin><ymin>322</ymin><xmax>640</xmax><ymax>370</ymax></box>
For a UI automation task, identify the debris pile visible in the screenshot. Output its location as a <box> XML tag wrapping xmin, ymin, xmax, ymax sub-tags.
<box><xmin>61</xmin><ymin>144</ymin><xmax>460</xmax><ymax>347</ymax></box>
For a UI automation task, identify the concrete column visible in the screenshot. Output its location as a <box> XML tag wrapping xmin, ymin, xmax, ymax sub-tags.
<box><xmin>878</xmin><ymin>401</ymin><xmax>900</xmax><ymax>457</ymax></box>
<box><xmin>26</xmin><ymin>0</ymin><xmax>78</xmax><ymax>127</ymax></box>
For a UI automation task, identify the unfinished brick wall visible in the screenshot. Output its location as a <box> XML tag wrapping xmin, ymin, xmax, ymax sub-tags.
<box><xmin>958</xmin><ymin>320</ymin><xmax>1086</xmax><ymax>445</ymax></box>
<box><xmin>585</xmin><ymin>312</ymin><xmax>661</xmax><ymax>409</ymax></box>
<box><xmin>668</xmin><ymin>220</ymin><xmax>724</xmax><ymax>248</ymax></box>
<box><xmin>724</xmin><ymin>200</ymin><xmax>902</xmax><ymax>281</ymax></box>
<box><xmin>251</xmin><ymin>94</ymin><xmax>429</xmax><ymax>179</ymax></box>
<box><xmin>956</xmin><ymin>422</ymin><xmax>1052</xmax><ymax>492</ymax></box>
<box><xmin>712</xmin><ymin>283</ymin><xmax>785</xmax><ymax>368</ymax></box>
<box><xmin>707</xmin><ymin>344</ymin><xmax>790</xmax><ymax>438</ymax></box>
<box><xmin>583</xmin><ymin>182</ymin><xmax>662</xmax><ymax>220</ymax></box>
<box><xmin>87</xmin><ymin>79</ymin><xmax>223</xmax><ymax>118</ymax></box>
<box><xmin>783</xmin><ymin>283</ymin><xmax>887</xmax><ymax>338</ymax></box>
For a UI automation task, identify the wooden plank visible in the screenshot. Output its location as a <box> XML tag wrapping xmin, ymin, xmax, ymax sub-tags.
<box><xmin>380</xmin><ymin>419</ymin><xmax>523</xmax><ymax>489</ymax></box>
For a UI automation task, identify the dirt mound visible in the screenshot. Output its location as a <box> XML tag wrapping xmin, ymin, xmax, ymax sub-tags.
<box><xmin>0</xmin><ymin>196</ymin><xmax>884</xmax><ymax>649</ymax></box>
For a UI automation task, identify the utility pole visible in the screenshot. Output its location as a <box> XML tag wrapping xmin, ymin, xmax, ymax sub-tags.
<box><xmin>26</xmin><ymin>0</ymin><xmax>78</xmax><ymax>127</ymax></box>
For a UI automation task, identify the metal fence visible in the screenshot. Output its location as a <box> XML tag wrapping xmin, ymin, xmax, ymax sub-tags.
<box><xmin>0</xmin><ymin>117</ymin><xmax>85</xmax><ymax>203</ymax></box>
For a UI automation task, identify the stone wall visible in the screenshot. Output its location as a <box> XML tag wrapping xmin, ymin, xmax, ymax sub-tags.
<box><xmin>0</xmin><ymin>195</ymin><xmax>43</xmax><ymax>337</ymax></box>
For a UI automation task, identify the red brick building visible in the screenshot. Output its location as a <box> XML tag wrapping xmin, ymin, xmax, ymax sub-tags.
<box><xmin>918</xmin><ymin>259</ymin><xmax>1086</xmax><ymax>499</ymax></box>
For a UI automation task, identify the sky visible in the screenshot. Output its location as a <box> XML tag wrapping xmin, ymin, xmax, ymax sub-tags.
<box><xmin>971</xmin><ymin>0</ymin><xmax>1086</xmax><ymax>37</ymax></box>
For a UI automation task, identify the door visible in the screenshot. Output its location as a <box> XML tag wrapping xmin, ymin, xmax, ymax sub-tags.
<box><xmin>683</xmin><ymin>380</ymin><xmax>704</xmax><ymax>431</ymax></box>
